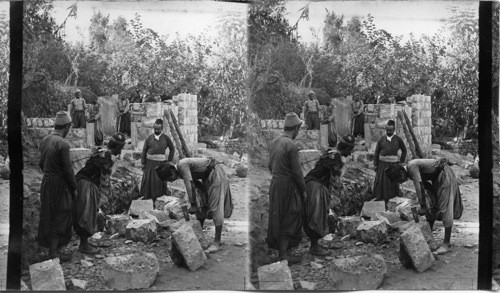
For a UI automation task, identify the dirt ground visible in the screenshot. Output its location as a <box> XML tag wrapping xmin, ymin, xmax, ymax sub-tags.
<box><xmin>20</xmin><ymin>150</ymin><xmax>250</xmax><ymax>290</ymax></box>
<box><xmin>248</xmin><ymin>150</ymin><xmax>481</xmax><ymax>290</ymax></box>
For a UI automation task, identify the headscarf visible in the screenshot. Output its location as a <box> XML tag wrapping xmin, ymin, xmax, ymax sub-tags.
<box><xmin>108</xmin><ymin>132</ymin><xmax>126</xmax><ymax>149</ymax></box>
<box><xmin>337</xmin><ymin>134</ymin><xmax>356</xmax><ymax>150</ymax></box>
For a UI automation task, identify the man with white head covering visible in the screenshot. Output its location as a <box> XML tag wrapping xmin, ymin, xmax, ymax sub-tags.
<box><xmin>70</xmin><ymin>89</ymin><xmax>87</xmax><ymax>128</ymax></box>
<box><xmin>267</xmin><ymin>112</ymin><xmax>306</xmax><ymax>265</ymax></box>
<box><xmin>38</xmin><ymin>111</ymin><xmax>77</xmax><ymax>261</ymax></box>
<box><xmin>303</xmin><ymin>90</ymin><xmax>320</xmax><ymax>130</ymax></box>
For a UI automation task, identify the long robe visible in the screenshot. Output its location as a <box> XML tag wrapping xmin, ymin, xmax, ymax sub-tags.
<box><xmin>117</xmin><ymin>99</ymin><xmax>131</xmax><ymax>136</ymax></box>
<box><xmin>88</xmin><ymin>103</ymin><xmax>103</xmax><ymax>145</ymax></box>
<box><xmin>38</xmin><ymin>133</ymin><xmax>77</xmax><ymax>248</ymax></box>
<box><xmin>73</xmin><ymin>149</ymin><xmax>113</xmax><ymax>238</ymax></box>
<box><xmin>177</xmin><ymin>157</ymin><xmax>233</xmax><ymax>226</ymax></box>
<box><xmin>140</xmin><ymin>133</ymin><xmax>175</xmax><ymax>200</ymax></box>
<box><xmin>71</xmin><ymin>98</ymin><xmax>87</xmax><ymax>129</ymax></box>
<box><xmin>373</xmin><ymin>135</ymin><xmax>407</xmax><ymax>202</ymax></box>
<box><xmin>267</xmin><ymin>135</ymin><xmax>306</xmax><ymax>250</ymax></box>
<box><xmin>351</xmin><ymin>100</ymin><xmax>364</xmax><ymax>137</ymax></box>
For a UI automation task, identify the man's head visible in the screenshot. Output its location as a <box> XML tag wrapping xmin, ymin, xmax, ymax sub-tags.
<box><xmin>386</xmin><ymin>164</ymin><xmax>408</xmax><ymax>183</ymax></box>
<box><xmin>108</xmin><ymin>132</ymin><xmax>126</xmax><ymax>156</ymax></box>
<box><xmin>337</xmin><ymin>134</ymin><xmax>356</xmax><ymax>157</ymax></box>
<box><xmin>156</xmin><ymin>162</ymin><xmax>178</xmax><ymax>182</ymax></box>
<box><xmin>284</xmin><ymin>112</ymin><xmax>302</xmax><ymax>139</ymax></box>
<box><xmin>154</xmin><ymin>119</ymin><xmax>163</xmax><ymax>135</ymax></box>
<box><xmin>120</xmin><ymin>94</ymin><xmax>126</xmax><ymax>100</ymax></box>
<box><xmin>74</xmin><ymin>89</ymin><xmax>82</xmax><ymax>99</ymax></box>
<box><xmin>386</xmin><ymin>120</ymin><xmax>395</xmax><ymax>137</ymax></box>
<box><xmin>54</xmin><ymin>111</ymin><xmax>72</xmax><ymax>137</ymax></box>
<box><xmin>307</xmin><ymin>90</ymin><xmax>315</xmax><ymax>100</ymax></box>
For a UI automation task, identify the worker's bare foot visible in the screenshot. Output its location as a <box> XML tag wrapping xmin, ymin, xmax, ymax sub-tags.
<box><xmin>207</xmin><ymin>243</ymin><xmax>221</xmax><ymax>253</ymax></box>
<box><xmin>436</xmin><ymin>244</ymin><xmax>451</xmax><ymax>255</ymax></box>
<box><xmin>79</xmin><ymin>244</ymin><xmax>100</xmax><ymax>255</ymax></box>
<box><xmin>310</xmin><ymin>246</ymin><xmax>330</xmax><ymax>256</ymax></box>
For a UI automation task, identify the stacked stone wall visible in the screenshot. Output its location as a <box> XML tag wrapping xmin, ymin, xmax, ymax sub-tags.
<box><xmin>406</xmin><ymin>95</ymin><xmax>433</xmax><ymax>150</ymax></box>
<box><xmin>176</xmin><ymin>94</ymin><xmax>198</xmax><ymax>149</ymax></box>
<box><xmin>24</xmin><ymin>118</ymin><xmax>88</xmax><ymax>148</ymax></box>
<box><xmin>260</xmin><ymin>119</ymin><xmax>320</xmax><ymax>150</ymax></box>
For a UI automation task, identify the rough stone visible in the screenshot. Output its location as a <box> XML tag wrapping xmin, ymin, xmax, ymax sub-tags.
<box><xmin>372</xmin><ymin>211</ymin><xmax>401</xmax><ymax>224</ymax></box>
<box><xmin>0</xmin><ymin>163</ymin><xmax>9</xmax><ymax>179</ymax></box>
<box><xmin>329</xmin><ymin>254</ymin><xmax>387</xmax><ymax>290</ymax></box>
<box><xmin>128</xmin><ymin>199</ymin><xmax>154</xmax><ymax>217</ymax></box>
<box><xmin>106</xmin><ymin>214</ymin><xmax>132</xmax><ymax>236</ymax></box>
<box><xmin>139</xmin><ymin>210</ymin><xmax>170</xmax><ymax>224</ymax></box>
<box><xmin>102</xmin><ymin>253</ymin><xmax>160</xmax><ymax>290</ymax></box>
<box><xmin>298</xmin><ymin>149</ymin><xmax>322</xmax><ymax>177</ymax></box>
<box><xmin>189</xmin><ymin>220</ymin><xmax>210</xmax><ymax>250</ymax></box>
<box><xmin>356</xmin><ymin>220</ymin><xmax>388</xmax><ymax>244</ymax></box>
<box><xmin>360</xmin><ymin>201</ymin><xmax>386</xmax><ymax>218</ymax></box>
<box><xmin>29</xmin><ymin>258</ymin><xmax>66</xmax><ymax>290</ymax></box>
<box><xmin>71</xmin><ymin>279</ymin><xmax>87</xmax><ymax>290</ymax></box>
<box><xmin>398</xmin><ymin>221</ymin><xmax>438</xmax><ymax>252</ymax></box>
<box><xmin>171</xmin><ymin>224</ymin><xmax>207</xmax><ymax>271</ymax></box>
<box><xmin>400</xmin><ymin>225</ymin><xmax>435</xmax><ymax>272</ymax></box>
<box><xmin>387</xmin><ymin>197</ymin><xmax>411</xmax><ymax>212</ymax></box>
<box><xmin>370</xmin><ymin>213</ymin><xmax>391</xmax><ymax>226</ymax></box>
<box><xmin>396</xmin><ymin>201</ymin><xmax>420</xmax><ymax>221</ymax></box>
<box><xmin>154</xmin><ymin>195</ymin><xmax>176</xmax><ymax>210</ymax></box>
<box><xmin>164</xmin><ymin>198</ymin><xmax>185</xmax><ymax>220</ymax></box>
<box><xmin>125</xmin><ymin>219</ymin><xmax>157</xmax><ymax>243</ymax></box>
<box><xmin>235</xmin><ymin>163</ymin><xmax>249</xmax><ymax>178</ymax></box>
<box><xmin>300</xmin><ymin>281</ymin><xmax>316</xmax><ymax>290</ymax></box>
<box><xmin>337</xmin><ymin>216</ymin><xmax>362</xmax><ymax>238</ymax></box>
<box><xmin>69</xmin><ymin>148</ymin><xmax>93</xmax><ymax>174</ymax></box>
<box><xmin>257</xmin><ymin>260</ymin><xmax>294</xmax><ymax>290</ymax></box>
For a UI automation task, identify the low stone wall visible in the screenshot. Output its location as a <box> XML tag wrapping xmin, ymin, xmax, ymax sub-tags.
<box><xmin>407</xmin><ymin>95</ymin><xmax>432</xmax><ymax>148</ymax></box>
<box><xmin>24</xmin><ymin>124</ymin><xmax>89</xmax><ymax>149</ymax></box>
<box><xmin>260</xmin><ymin>120</ymin><xmax>320</xmax><ymax>150</ymax></box>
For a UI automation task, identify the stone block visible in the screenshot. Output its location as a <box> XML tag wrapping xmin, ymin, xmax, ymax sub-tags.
<box><xmin>128</xmin><ymin>199</ymin><xmax>154</xmax><ymax>217</ymax></box>
<box><xmin>172</xmin><ymin>224</ymin><xmax>207</xmax><ymax>271</ymax></box>
<box><xmin>300</xmin><ymin>281</ymin><xmax>316</xmax><ymax>290</ymax></box>
<box><xmin>257</xmin><ymin>260</ymin><xmax>294</xmax><ymax>290</ymax></box>
<box><xmin>154</xmin><ymin>195</ymin><xmax>176</xmax><ymax>210</ymax></box>
<box><xmin>356</xmin><ymin>220</ymin><xmax>388</xmax><ymax>244</ymax></box>
<box><xmin>370</xmin><ymin>213</ymin><xmax>390</xmax><ymax>226</ymax></box>
<box><xmin>299</xmin><ymin>149</ymin><xmax>322</xmax><ymax>177</ymax></box>
<box><xmin>106</xmin><ymin>214</ymin><xmax>132</xmax><ymax>236</ymax></box>
<box><xmin>29</xmin><ymin>258</ymin><xmax>66</xmax><ymax>290</ymax></box>
<box><xmin>69</xmin><ymin>148</ymin><xmax>93</xmax><ymax>174</ymax></box>
<box><xmin>329</xmin><ymin>254</ymin><xmax>387</xmax><ymax>290</ymax></box>
<box><xmin>102</xmin><ymin>253</ymin><xmax>160</xmax><ymax>290</ymax></box>
<box><xmin>396</xmin><ymin>201</ymin><xmax>420</xmax><ymax>221</ymax></box>
<box><xmin>139</xmin><ymin>210</ymin><xmax>170</xmax><ymax>224</ymax></box>
<box><xmin>164</xmin><ymin>198</ymin><xmax>185</xmax><ymax>220</ymax></box>
<box><xmin>170</xmin><ymin>186</ymin><xmax>187</xmax><ymax>199</ymax></box>
<box><xmin>71</xmin><ymin>279</ymin><xmax>87</xmax><ymax>290</ymax></box>
<box><xmin>372</xmin><ymin>211</ymin><xmax>401</xmax><ymax>224</ymax></box>
<box><xmin>399</xmin><ymin>225</ymin><xmax>434</xmax><ymax>272</ymax></box>
<box><xmin>125</xmin><ymin>219</ymin><xmax>157</xmax><ymax>243</ymax></box>
<box><xmin>398</xmin><ymin>221</ymin><xmax>438</xmax><ymax>252</ymax></box>
<box><xmin>387</xmin><ymin>197</ymin><xmax>411</xmax><ymax>212</ymax></box>
<box><xmin>360</xmin><ymin>201</ymin><xmax>386</xmax><ymax>218</ymax></box>
<box><xmin>235</xmin><ymin>163</ymin><xmax>249</xmax><ymax>178</ymax></box>
<box><xmin>190</xmin><ymin>220</ymin><xmax>210</xmax><ymax>250</ymax></box>
<box><xmin>337</xmin><ymin>216</ymin><xmax>362</xmax><ymax>238</ymax></box>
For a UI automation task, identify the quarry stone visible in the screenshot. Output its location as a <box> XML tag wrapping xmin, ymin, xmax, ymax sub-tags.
<box><xmin>125</xmin><ymin>219</ymin><xmax>157</xmax><ymax>243</ymax></box>
<box><xmin>400</xmin><ymin>225</ymin><xmax>435</xmax><ymax>272</ymax></box>
<box><xmin>29</xmin><ymin>258</ymin><xmax>66</xmax><ymax>291</ymax></box>
<box><xmin>102</xmin><ymin>253</ymin><xmax>160</xmax><ymax>290</ymax></box>
<box><xmin>356</xmin><ymin>220</ymin><xmax>388</xmax><ymax>244</ymax></box>
<box><xmin>172</xmin><ymin>224</ymin><xmax>207</xmax><ymax>271</ymax></box>
<box><xmin>105</xmin><ymin>214</ymin><xmax>132</xmax><ymax>236</ymax></box>
<box><xmin>337</xmin><ymin>216</ymin><xmax>362</xmax><ymax>238</ymax></box>
<box><xmin>128</xmin><ymin>199</ymin><xmax>154</xmax><ymax>217</ymax></box>
<box><xmin>257</xmin><ymin>260</ymin><xmax>294</xmax><ymax>290</ymax></box>
<box><xmin>360</xmin><ymin>201</ymin><xmax>386</xmax><ymax>218</ymax></box>
<box><xmin>329</xmin><ymin>254</ymin><xmax>387</xmax><ymax>290</ymax></box>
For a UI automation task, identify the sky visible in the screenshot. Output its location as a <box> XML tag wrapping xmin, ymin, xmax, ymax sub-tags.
<box><xmin>284</xmin><ymin>1</ymin><xmax>478</xmax><ymax>43</ymax></box>
<box><xmin>51</xmin><ymin>1</ymin><xmax>247</xmax><ymax>44</ymax></box>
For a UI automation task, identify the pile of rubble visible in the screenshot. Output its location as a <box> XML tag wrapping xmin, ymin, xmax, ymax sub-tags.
<box><xmin>254</xmin><ymin>196</ymin><xmax>440</xmax><ymax>290</ymax></box>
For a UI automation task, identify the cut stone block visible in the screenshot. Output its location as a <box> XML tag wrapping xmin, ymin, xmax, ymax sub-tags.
<box><xmin>71</xmin><ymin>279</ymin><xmax>87</xmax><ymax>290</ymax></box>
<box><xmin>154</xmin><ymin>195</ymin><xmax>176</xmax><ymax>210</ymax></box>
<box><xmin>164</xmin><ymin>197</ymin><xmax>184</xmax><ymax>220</ymax></box>
<box><xmin>170</xmin><ymin>186</ymin><xmax>187</xmax><ymax>199</ymax></box>
<box><xmin>29</xmin><ymin>258</ymin><xmax>66</xmax><ymax>290</ymax></box>
<box><xmin>106</xmin><ymin>214</ymin><xmax>132</xmax><ymax>236</ymax></box>
<box><xmin>139</xmin><ymin>210</ymin><xmax>170</xmax><ymax>224</ymax></box>
<box><xmin>356</xmin><ymin>220</ymin><xmax>388</xmax><ymax>244</ymax></box>
<box><xmin>300</xmin><ymin>281</ymin><xmax>316</xmax><ymax>290</ymax></box>
<box><xmin>370</xmin><ymin>213</ymin><xmax>390</xmax><ymax>226</ymax></box>
<box><xmin>400</xmin><ymin>225</ymin><xmax>435</xmax><ymax>272</ymax></box>
<box><xmin>387</xmin><ymin>197</ymin><xmax>411</xmax><ymax>212</ymax></box>
<box><xmin>329</xmin><ymin>254</ymin><xmax>387</xmax><ymax>290</ymax></box>
<box><xmin>257</xmin><ymin>260</ymin><xmax>294</xmax><ymax>290</ymax></box>
<box><xmin>125</xmin><ymin>219</ymin><xmax>157</xmax><ymax>243</ymax></box>
<box><xmin>398</xmin><ymin>221</ymin><xmax>438</xmax><ymax>252</ymax></box>
<box><xmin>337</xmin><ymin>216</ymin><xmax>362</xmax><ymax>238</ymax></box>
<box><xmin>189</xmin><ymin>220</ymin><xmax>210</xmax><ymax>250</ymax></box>
<box><xmin>396</xmin><ymin>202</ymin><xmax>420</xmax><ymax>222</ymax></box>
<box><xmin>128</xmin><ymin>199</ymin><xmax>154</xmax><ymax>217</ymax></box>
<box><xmin>360</xmin><ymin>201</ymin><xmax>386</xmax><ymax>218</ymax></box>
<box><xmin>172</xmin><ymin>224</ymin><xmax>207</xmax><ymax>271</ymax></box>
<box><xmin>102</xmin><ymin>253</ymin><xmax>160</xmax><ymax>290</ymax></box>
<box><xmin>371</xmin><ymin>211</ymin><xmax>401</xmax><ymax>224</ymax></box>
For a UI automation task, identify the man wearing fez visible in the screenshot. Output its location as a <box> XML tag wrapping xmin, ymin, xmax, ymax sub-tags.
<box><xmin>38</xmin><ymin>111</ymin><xmax>77</xmax><ymax>261</ymax></box>
<box><xmin>303</xmin><ymin>90</ymin><xmax>320</xmax><ymax>130</ymax></box>
<box><xmin>386</xmin><ymin>158</ymin><xmax>463</xmax><ymax>255</ymax></box>
<box><xmin>373</xmin><ymin>120</ymin><xmax>407</xmax><ymax>205</ymax></box>
<box><xmin>70</xmin><ymin>89</ymin><xmax>87</xmax><ymax>129</ymax></box>
<box><xmin>267</xmin><ymin>112</ymin><xmax>306</xmax><ymax>264</ymax></box>
<box><xmin>140</xmin><ymin>119</ymin><xmax>175</xmax><ymax>201</ymax></box>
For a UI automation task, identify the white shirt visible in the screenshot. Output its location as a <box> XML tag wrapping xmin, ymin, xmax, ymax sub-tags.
<box><xmin>386</xmin><ymin>134</ymin><xmax>393</xmax><ymax>142</ymax></box>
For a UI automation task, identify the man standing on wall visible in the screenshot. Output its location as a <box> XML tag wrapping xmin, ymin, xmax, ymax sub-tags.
<box><xmin>303</xmin><ymin>90</ymin><xmax>320</xmax><ymax>130</ymax></box>
<box><xmin>70</xmin><ymin>89</ymin><xmax>86</xmax><ymax>129</ymax></box>
<box><xmin>373</xmin><ymin>120</ymin><xmax>407</xmax><ymax>205</ymax></box>
<box><xmin>141</xmin><ymin>119</ymin><xmax>175</xmax><ymax>201</ymax></box>
<box><xmin>267</xmin><ymin>112</ymin><xmax>306</xmax><ymax>265</ymax></box>
<box><xmin>117</xmin><ymin>94</ymin><xmax>131</xmax><ymax>136</ymax></box>
<box><xmin>38</xmin><ymin>111</ymin><xmax>77</xmax><ymax>261</ymax></box>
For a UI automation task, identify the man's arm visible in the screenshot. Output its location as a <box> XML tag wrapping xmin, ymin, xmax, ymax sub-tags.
<box><xmin>165</xmin><ymin>135</ymin><xmax>175</xmax><ymax>161</ymax></box>
<box><xmin>60</xmin><ymin>142</ymin><xmax>77</xmax><ymax>192</ymax></box>
<box><xmin>289</xmin><ymin>143</ymin><xmax>306</xmax><ymax>193</ymax></box>
<box><xmin>124</xmin><ymin>99</ymin><xmax>130</xmax><ymax>113</ymax></box>
<box><xmin>141</xmin><ymin>136</ymin><xmax>150</xmax><ymax>167</ymax></box>
<box><xmin>373</xmin><ymin>138</ymin><xmax>382</xmax><ymax>167</ymax></box>
<box><xmin>358</xmin><ymin>100</ymin><xmax>364</xmax><ymax>114</ymax></box>
<box><xmin>398</xmin><ymin>136</ymin><xmax>407</xmax><ymax>163</ymax></box>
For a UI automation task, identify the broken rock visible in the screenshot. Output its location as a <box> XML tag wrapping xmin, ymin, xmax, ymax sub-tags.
<box><xmin>370</xmin><ymin>213</ymin><xmax>391</xmax><ymax>226</ymax></box>
<box><xmin>163</xmin><ymin>198</ymin><xmax>184</xmax><ymax>220</ymax></box>
<box><xmin>300</xmin><ymin>281</ymin><xmax>316</xmax><ymax>290</ymax></box>
<box><xmin>257</xmin><ymin>260</ymin><xmax>294</xmax><ymax>290</ymax></box>
<box><xmin>356</xmin><ymin>220</ymin><xmax>388</xmax><ymax>244</ymax></box>
<box><xmin>235</xmin><ymin>163</ymin><xmax>249</xmax><ymax>178</ymax></box>
<box><xmin>105</xmin><ymin>214</ymin><xmax>131</xmax><ymax>236</ymax></box>
<box><xmin>329</xmin><ymin>254</ymin><xmax>387</xmax><ymax>290</ymax></box>
<box><xmin>139</xmin><ymin>210</ymin><xmax>170</xmax><ymax>224</ymax></box>
<box><xmin>372</xmin><ymin>211</ymin><xmax>401</xmax><ymax>224</ymax></box>
<box><xmin>125</xmin><ymin>219</ymin><xmax>157</xmax><ymax>243</ymax></box>
<box><xmin>172</xmin><ymin>224</ymin><xmax>207</xmax><ymax>271</ymax></box>
<box><xmin>337</xmin><ymin>216</ymin><xmax>362</xmax><ymax>238</ymax></box>
<box><xmin>128</xmin><ymin>199</ymin><xmax>154</xmax><ymax>217</ymax></box>
<box><xmin>400</xmin><ymin>225</ymin><xmax>435</xmax><ymax>272</ymax></box>
<box><xmin>398</xmin><ymin>221</ymin><xmax>438</xmax><ymax>252</ymax></box>
<box><xmin>360</xmin><ymin>201</ymin><xmax>385</xmax><ymax>218</ymax></box>
<box><xmin>71</xmin><ymin>279</ymin><xmax>87</xmax><ymax>290</ymax></box>
<box><xmin>154</xmin><ymin>195</ymin><xmax>175</xmax><ymax>210</ymax></box>
<box><xmin>102</xmin><ymin>253</ymin><xmax>160</xmax><ymax>290</ymax></box>
<box><xmin>387</xmin><ymin>197</ymin><xmax>411</xmax><ymax>212</ymax></box>
<box><xmin>29</xmin><ymin>258</ymin><xmax>66</xmax><ymax>290</ymax></box>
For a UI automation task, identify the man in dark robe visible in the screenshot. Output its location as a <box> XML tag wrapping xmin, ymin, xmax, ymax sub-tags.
<box><xmin>156</xmin><ymin>157</ymin><xmax>233</xmax><ymax>253</ymax></box>
<box><xmin>386</xmin><ymin>158</ymin><xmax>463</xmax><ymax>255</ymax></box>
<box><xmin>373</xmin><ymin>120</ymin><xmax>407</xmax><ymax>205</ymax></box>
<box><xmin>117</xmin><ymin>95</ymin><xmax>131</xmax><ymax>136</ymax></box>
<box><xmin>140</xmin><ymin>119</ymin><xmax>175</xmax><ymax>201</ymax></box>
<box><xmin>267</xmin><ymin>112</ymin><xmax>306</xmax><ymax>265</ymax></box>
<box><xmin>351</xmin><ymin>95</ymin><xmax>364</xmax><ymax>137</ymax></box>
<box><xmin>38</xmin><ymin>111</ymin><xmax>77</xmax><ymax>261</ymax></box>
<box><xmin>73</xmin><ymin>132</ymin><xmax>125</xmax><ymax>254</ymax></box>
<box><xmin>303</xmin><ymin>134</ymin><xmax>355</xmax><ymax>256</ymax></box>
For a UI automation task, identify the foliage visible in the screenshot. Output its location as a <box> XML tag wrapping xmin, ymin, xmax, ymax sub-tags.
<box><xmin>0</xmin><ymin>10</ymin><xmax>8</xmax><ymax>122</ymax></box>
